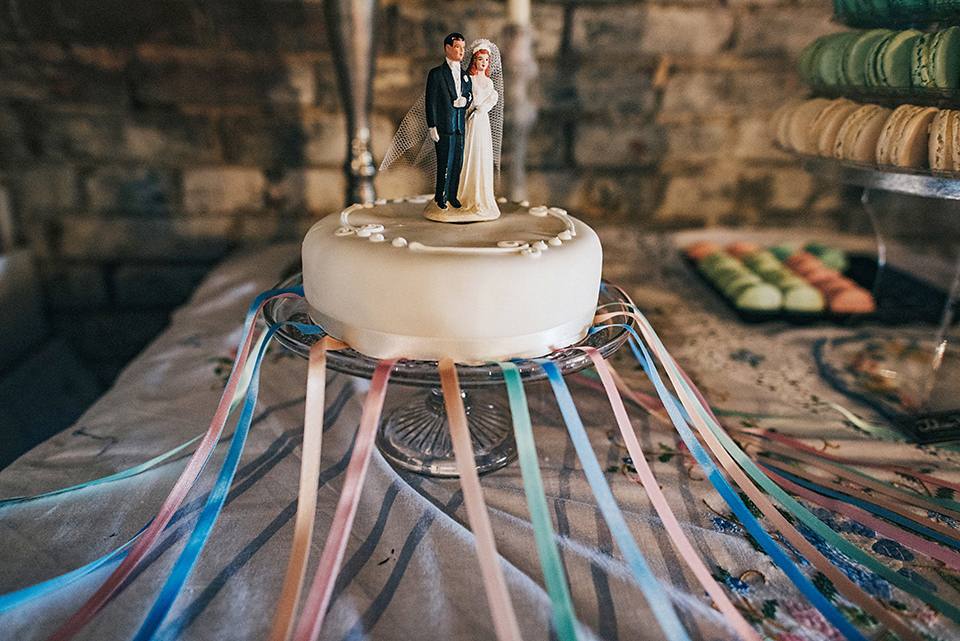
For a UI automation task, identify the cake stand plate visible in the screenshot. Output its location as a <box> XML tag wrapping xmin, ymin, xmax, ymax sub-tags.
<box><xmin>264</xmin><ymin>274</ymin><xmax>635</xmax><ymax>476</ymax></box>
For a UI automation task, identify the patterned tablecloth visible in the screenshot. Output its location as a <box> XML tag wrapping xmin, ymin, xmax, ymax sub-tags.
<box><xmin>2</xmin><ymin>229</ymin><xmax>959</xmax><ymax>641</ymax></box>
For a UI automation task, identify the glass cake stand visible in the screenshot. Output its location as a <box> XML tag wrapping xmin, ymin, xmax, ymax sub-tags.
<box><xmin>263</xmin><ymin>273</ymin><xmax>635</xmax><ymax>476</ymax></box>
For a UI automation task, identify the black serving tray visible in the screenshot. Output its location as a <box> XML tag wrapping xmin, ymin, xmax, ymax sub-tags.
<box><xmin>687</xmin><ymin>252</ymin><xmax>958</xmax><ymax>325</ymax></box>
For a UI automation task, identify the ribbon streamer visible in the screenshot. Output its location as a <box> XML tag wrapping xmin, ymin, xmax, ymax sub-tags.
<box><xmin>292</xmin><ymin>357</ymin><xmax>398</xmax><ymax>641</ymax></box>
<box><xmin>741</xmin><ymin>426</ymin><xmax>960</xmax><ymax>501</ymax></box>
<box><xmin>46</xmin><ymin>288</ymin><xmax>302</xmax><ymax>641</ymax></box>
<box><xmin>538</xmin><ymin>359</ymin><xmax>692</xmax><ymax>641</ymax></box>
<box><xmin>594</xmin><ymin>316</ymin><xmax>877</xmax><ymax>641</ymax></box>
<box><xmin>439</xmin><ymin>358</ymin><xmax>523</xmax><ymax>641</ymax></box>
<box><xmin>132</xmin><ymin>321</ymin><xmax>294</xmax><ymax>641</ymax></box>
<box><xmin>765</xmin><ymin>467</ymin><xmax>960</xmax><ymax>570</ymax></box>
<box><xmin>0</xmin><ymin>329</ymin><xmax>271</xmax><ymax>508</ymax></box>
<box><xmin>747</xmin><ymin>435</ymin><xmax>960</xmax><ymax>524</ymax></box>
<box><xmin>601</xmin><ymin>305</ymin><xmax>940</xmax><ymax>639</ymax></box>
<box><xmin>758</xmin><ymin>458</ymin><xmax>960</xmax><ymax>551</ymax></box>
<box><xmin>268</xmin><ymin>337</ymin><xmax>341</xmax><ymax>641</ymax></box>
<box><xmin>498</xmin><ymin>362</ymin><xmax>581</xmax><ymax>641</ymax></box>
<box><xmin>582</xmin><ymin>348</ymin><xmax>760</xmax><ymax>641</ymax></box>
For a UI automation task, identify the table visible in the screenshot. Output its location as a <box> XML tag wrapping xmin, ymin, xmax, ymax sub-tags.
<box><xmin>2</xmin><ymin>230</ymin><xmax>960</xmax><ymax>641</ymax></box>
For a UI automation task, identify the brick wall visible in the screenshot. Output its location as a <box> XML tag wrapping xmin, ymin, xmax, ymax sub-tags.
<box><xmin>0</xmin><ymin>0</ymin><xmax>866</xmax><ymax>381</ymax></box>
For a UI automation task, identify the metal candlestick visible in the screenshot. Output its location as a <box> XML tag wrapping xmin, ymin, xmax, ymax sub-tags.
<box><xmin>324</xmin><ymin>0</ymin><xmax>378</xmax><ymax>204</ymax></box>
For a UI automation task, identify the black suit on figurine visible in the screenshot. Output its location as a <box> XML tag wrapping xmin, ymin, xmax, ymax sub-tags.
<box><xmin>426</xmin><ymin>61</ymin><xmax>473</xmax><ymax>207</ymax></box>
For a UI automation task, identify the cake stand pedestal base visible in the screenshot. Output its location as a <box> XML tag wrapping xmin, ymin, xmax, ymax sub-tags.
<box><xmin>376</xmin><ymin>388</ymin><xmax>516</xmax><ymax>477</ymax></box>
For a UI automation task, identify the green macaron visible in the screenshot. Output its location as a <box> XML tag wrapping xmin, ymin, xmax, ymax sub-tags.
<box><xmin>912</xmin><ymin>32</ymin><xmax>937</xmax><ymax>88</ymax></box>
<box><xmin>846</xmin><ymin>29</ymin><xmax>891</xmax><ymax>86</ymax></box>
<box><xmin>735</xmin><ymin>283</ymin><xmax>783</xmax><ymax>311</ymax></box>
<box><xmin>873</xmin><ymin>29</ymin><xmax>921</xmax><ymax>88</ymax></box>
<box><xmin>819</xmin><ymin>32</ymin><xmax>859</xmax><ymax>86</ymax></box>
<box><xmin>931</xmin><ymin>26</ymin><xmax>960</xmax><ymax>89</ymax></box>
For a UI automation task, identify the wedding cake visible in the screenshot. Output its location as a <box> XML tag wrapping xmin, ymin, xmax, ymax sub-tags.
<box><xmin>300</xmin><ymin>196</ymin><xmax>603</xmax><ymax>364</ymax></box>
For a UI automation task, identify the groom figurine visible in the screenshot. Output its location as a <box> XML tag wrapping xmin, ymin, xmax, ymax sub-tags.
<box><xmin>426</xmin><ymin>32</ymin><xmax>473</xmax><ymax>212</ymax></box>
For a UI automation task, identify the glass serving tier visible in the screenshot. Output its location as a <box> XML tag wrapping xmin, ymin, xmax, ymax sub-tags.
<box><xmin>796</xmin><ymin>153</ymin><xmax>960</xmax><ymax>200</ymax></box>
<box><xmin>264</xmin><ymin>274</ymin><xmax>635</xmax><ymax>476</ymax></box>
<box><xmin>796</xmin><ymin>151</ymin><xmax>960</xmax><ymax>441</ymax></box>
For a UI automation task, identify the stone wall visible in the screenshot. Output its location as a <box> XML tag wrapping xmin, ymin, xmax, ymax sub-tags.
<box><xmin>0</xmin><ymin>0</ymin><xmax>861</xmax><ymax>380</ymax></box>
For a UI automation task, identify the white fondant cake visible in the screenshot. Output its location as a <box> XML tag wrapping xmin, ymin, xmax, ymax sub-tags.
<box><xmin>301</xmin><ymin>196</ymin><xmax>603</xmax><ymax>364</ymax></box>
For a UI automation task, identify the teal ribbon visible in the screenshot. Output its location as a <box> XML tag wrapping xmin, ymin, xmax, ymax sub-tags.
<box><xmin>609</xmin><ymin>329</ymin><xmax>869</xmax><ymax>641</ymax></box>
<box><xmin>498</xmin><ymin>362</ymin><xmax>580</xmax><ymax>641</ymax></box>
<box><xmin>537</xmin><ymin>359</ymin><xmax>692</xmax><ymax>641</ymax></box>
<box><xmin>620</xmin><ymin>311</ymin><xmax>960</xmax><ymax>628</ymax></box>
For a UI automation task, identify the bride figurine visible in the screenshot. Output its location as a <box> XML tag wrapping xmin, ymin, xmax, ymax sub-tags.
<box><xmin>380</xmin><ymin>37</ymin><xmax>504</xmax><ymax>223</ymax></box>
<box><xmin>456</xmin><ymin>41</ymin><xmax>502</xmax><ymax>221</ymax></box>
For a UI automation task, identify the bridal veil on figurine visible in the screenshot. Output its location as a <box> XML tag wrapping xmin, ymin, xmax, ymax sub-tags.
<box><xmin>380</xmin><ymin>35</ymin><xmax>504</xmax><ymax>222</ymax></box>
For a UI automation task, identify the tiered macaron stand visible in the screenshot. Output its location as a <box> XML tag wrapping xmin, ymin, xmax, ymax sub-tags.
<box><xmin>786</xmin><ymin>0</ymin><xmax>960</xmax><ymax>435</ymax></box>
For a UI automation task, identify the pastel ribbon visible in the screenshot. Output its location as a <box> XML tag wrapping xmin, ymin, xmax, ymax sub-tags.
<box><xmin>740</xmin><ymin>426</ymin><xmax>960</xmax><ymax>504</ymax></box>
<box><xmin>268</xmin><ymin>337</ymin><xmax>341</xmax><ymax>641</ymax></box>
<box><xmin>593</xmin><ymin>314</ymin><xmax>878</xmax><ymax>641</ymax></box>
<box><xmin>538</xmin><ymin>359</ymin><xmax>692</xmax><ymax>641</ymax></box>
<box><xmin>748</xmin><ymin>434</ymin><xmax>960</xmax><ymax>523</ymax></box>
<box><xmin>132</xmin><ymin>320</ymin><xmax>296</xmax><ymax>641</ymax></box>
<box><xmin>758</xmin><ymin>457</ymin><xmax>960</xmax><ymax>550</ymax></box>
<box><xmin>292</xmin><ymin>356</ymin><xmax>398</xmax><ymax>641</ymax></box>
<box><xmin>439</xmin><ymin>358</ymin><xmax>523</xmax><ymax>641</ymax></box>
<box><xmin>46</xmin><ymin>287</ymin><xmax>302</xmax><ymax>641</ymax></box>
<box><xmin>582</xmin><ymin>348</ymin><xmax>760</xmax><ymax>641</ymax></box>
<box><xmin>600</xmin><ymin>304</ymin><xmax>943</xmax><ymax>638</ymax></box>
<box><xmin>764</xmin><ymin>467</ymin><xmax>960</xmax><ymax>570</ymax></box>
<box><xmin>0</xmin><ymin>329</ymin><xmax>271</xmax><ymax>508</ymax></box>
<box><xmin>498</xmin><ymin>362</ymin><xmax>581</xmax><ymax>641</ymax></box>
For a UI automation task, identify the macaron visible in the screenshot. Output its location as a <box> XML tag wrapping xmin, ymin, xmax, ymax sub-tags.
<box><xmin>784</xmin><ymin>251</ymin><xmax>823</xmax><ymax>276</ymax></box>
<box><xmin>819</xmin><ymin>32</ymin><xmax>859</xmax><ymax>86</ymax></box>
<box><xmin>889</xmin><ymin>105</ymin><xmax>937</xmax><ymax>167</ymax></box>
<box><xmin>769</xmin><ymin>245</ymin><xmax>798</xmax><ymax>262</ymax></box>
<box><xmin>788</xmin><ymin>98</ymin><xmax>832</xmax><ymax>153</ymax></box>
<box><xmin>875</xmin><ymin>104</ymin><xmax>919</xmax><ymax>165</ymax></box>
<box><xmin>811</xmin><ymin>98</ymin><xmax>861</xmax><ymax>156</ymax></box>
<box><xmin>735</xmin><ymin>283</ymin><xmax>783</xmax><ymax>311</ymax></box>
<box><xmin>835</xmin><ymin>104</ymin><xmax>893</xmax><ymax>161</ymax></box>
<box><xmin>846</xmin><ymin>29</ymin><xmax>891</xmax><ymax>86</ymax></box>
<box><xmin>930</xmin><ymin>26</ymin><xmax>960</xmax><ymax>89</ymax></box>
<box><xmin>685</xmin><ymin>241</ymin><xmax>723</xmax><ymax>262</ymax></box>
<box><xmin>799</xmin><ymin>35</ymin><xmax>831</xmax><ymax>85</ymax></box>
<box><xmin>741</xmin><ymin>249</ymin><xmax>783</xmax><ymax>273</ymax></box>
<box><xmin>804</xmin><ymin>243</ymin><xmax>850</xmax><ymax>272</ymax></box>
<box><xmin>698</xmin><ymin>251</ymin><xmax>741</xmax><ymax>274</ymax></box>
<box><xmin>725</xmin><ymin>241</ymin><xmax>759</xmax><ymax>259</ymax></box>
<box><xmin>828</xmin><ymin>287</ymin><xmax>876</xmax><ymax>313</ymax></box>
<box><xmin>803</xmin><ymin>266</ymin><xmax>844</xmax><ymax>286</ymax></box>
<box><xmin>912</xmin><ymin>32</ymin><xmax>937</xmax><ymax>88</ymax></box>
<box><xmin>929</xmin><ymin>108</ymin><xmax>956</xmax><ymax>170</ymax></box>
<box><xmin>772</xmin><ymin>100</ymin><xmax>804</xmax><ymax>150</ymax></box>
<box><xmin>783</xmin><ymin>284</ymin><xmax>826</xmax><ymax>312</ymax></box>
<box><xmin>873</xmin><ymin>29</ymin><xmax>922</xmax><ymax>88</ymax></box>
<box><xmin>721</xmin><ymin>272</ymin><xmax>763</xmax><ymax>299</ymax></box>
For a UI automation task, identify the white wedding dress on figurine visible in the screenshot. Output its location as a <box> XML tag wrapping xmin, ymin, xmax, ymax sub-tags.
<box><xmin>457</xmin><ymin>78</ymin><xmax>500</xmax><ymax>221</ymax></box>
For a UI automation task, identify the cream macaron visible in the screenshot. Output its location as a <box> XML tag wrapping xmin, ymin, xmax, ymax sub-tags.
<box><xmin>835</xmin><ymin>104</ymin><xmax>893</xmax><ymax>161</ymax></box>
<box><xmin>811</xmin><ymin>98</ymin><xmax>861</xmax><ymax>156</ymax></box>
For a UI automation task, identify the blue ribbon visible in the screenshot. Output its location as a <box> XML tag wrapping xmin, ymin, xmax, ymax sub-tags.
<box><xmin>0</xmin><ymin>287</ymin><xmax>304</xmax><ymax>616</ymax></box>
<box><xmin>537</xmin><ymin>359</ymin><xmax>692</xmax><ymax>641</ymax></box>
<box><xmin>762</xmin><ymin>463</ymin><xmax>960</xmax><ymax>550</ymax></box>
<box><xmin>135</xmin><ymin>321</ymin><xmax>325</xmax><ymax>641</ymax></box>
<box><xmin>596</xmin><ymin>325</ymin><xmax>869</xmax><ymax>641</ymax></box>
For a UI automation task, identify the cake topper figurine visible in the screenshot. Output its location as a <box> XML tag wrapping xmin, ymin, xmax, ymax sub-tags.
<box><xmin>380</xmin><ymin>34</ymin><xmax>504</xmax><ymax>222</ymax></box>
